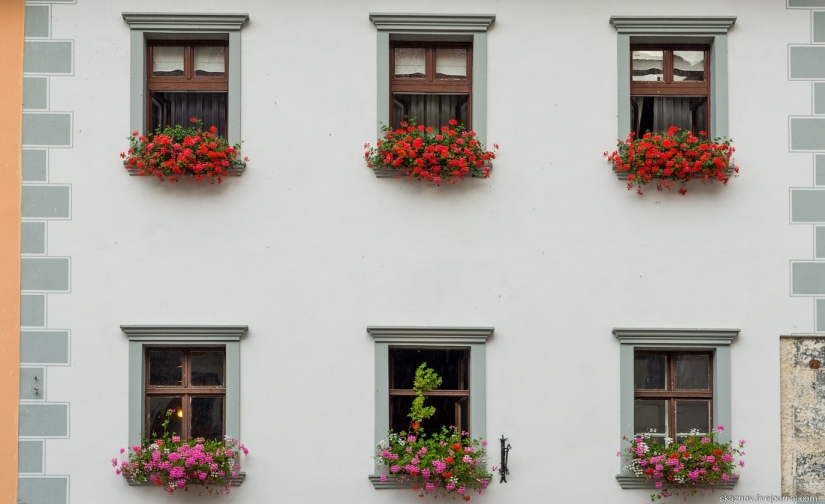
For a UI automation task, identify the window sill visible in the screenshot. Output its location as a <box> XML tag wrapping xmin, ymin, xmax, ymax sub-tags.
<box><xmin>615</xmin><ymin>474</ymin><xmax>737</xmax><ymax>490</ymax></box>
<box><xmin>612</xmin><ymin>163</ymin><xmax>734</xmax><ymax>181</ymax></box>
<box><xmin>127</xmin><ymin>472</ymin><xmax>246</xmax><ymax>487</ymax></box>
<box><xmin>124</xmin><ymin>161</ymin><xmax>246</xmax><ymax>177</ymax></box>
<box><xmin>372</xmin><ymin>163</ymin><xmax>493</xmax><ymax>179</ymax></box>
<box><xmin>368</xmin><ymin>474</ymin><xmax>411</xmax><ymax>489</ymax></box>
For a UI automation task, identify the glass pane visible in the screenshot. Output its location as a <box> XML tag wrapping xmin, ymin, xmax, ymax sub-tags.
<box><xmin>150</xmin><ymin>92</ymin><xmax>228</xmax><ymax>137</ymax></box>
<box><xmin>673</xmin><ymin>51</ymin><xmax>705</xmax><ymax>82</ymax></box>
<box><xmin>148</xmin><ymin>350</ymin><xmax>183</xmax><ymax>386</ymax></box>
<box><xmin>435</xmin><ymin>48</ymin><xmax>467</xmax><ymax>78</ymax></box>
<box><xmin>152</xmin><ymin>46</ymin><xmax>184</xmax><ymax>77</ymax></box>
<box><xmin>394</xmin><ymin>48</ymin><xmax>425</xmax><ymax>78</ymax></box>
<box><xmin>389</xmin><ymin>348</ymin><xmax>469</xmax><ymax>390</ymax></box>
<box><xmin>391</xmin><ymin>93</ymin><xmax>469</xmax><ymax>130</ymax></box>
<box><xmin>390</xmin><ymin>395</ymin><xmax>467</xmax><ymax>433</ymax></box>
<box><xmin>148</xmin><ymin>396</ymin><xmax>183</xmax><ymax>439</ymax></box>
<box><xmin>631</xmin><ymin>96</ymin><xmax>707</xmax><ymax>136</ymax></box>
<box><xmin>635</xmin><ymin>399</ymin><xmax>668</xmax><ymax>436</ymax></box>
<box><xmin>675</xmin><ymin>354</ymin><xmax>710</xmax><ymax>390</ymax></box>
<box><xmin>676</xmin><ymin>400</ymin><xmax>710</xmax><ymax>435</ymax></box>
<box><xmin>191</xmin><ymin>351</ymin><xmax>224</xmax><ymax>386</ymax></box>
<box><xmin>632</xmin><ymin>50</ymin><xmax>663</xmax><ymax>82</ymax></box>
<box><xmin>194</xmin><ymin>46</ymin><xmax>226</xmax><ymax>77</ymax></box>
<box><xmin>634</xmin><ymin>354</ymin><xmax>666</xmax><ymax>390</ymax></box>
<box><xmin>191</xmin><ymin>397</ymin><xmax>223</xmax><ymax>440</ymax></box>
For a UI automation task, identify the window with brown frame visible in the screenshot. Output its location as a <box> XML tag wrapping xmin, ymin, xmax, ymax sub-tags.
<box><xmin>146</xmin><ymin>41</ymin><xmax>228</xmax><ymax>136</ymax></box>
<box><xmin>389</xmin><ymin>347</ymin><xmax>469</xmax><ymax>433</ymax></box>
<box><xmin>145</xmin><ymin>348</ymin><xmax>226</xmax><ymax>441</ymax></box>
<box><xmin>634</xmin><ymin>350</ymin><xmax>713</xmax><ymax>442</ymax></box>
<box><xmin>630</xmin><ymin>45</ymin><xmax>710</xmax><ymax>136</ymax></box>
<box><xmin>390</xmin><ymin>42</ymin><xmax>472</xmax><ymax>130</ymax></box>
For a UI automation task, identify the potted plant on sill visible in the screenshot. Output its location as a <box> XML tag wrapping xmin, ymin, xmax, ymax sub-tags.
<box><xmin>364</xmin><ymin>119</ymin><xmax>497</xmax><ymax>186</ymax></box>
<box><xmin>605</xmin><ymin>126</ymin><xmax>738</xmax><ymax>195</ymax></box>
<box><xmin>113</xmin><ymin>409</ymin><xmax>248</xmax><ymax>494</ymax></box>
<box><xmin>375</xmin><ymin>363</ymin><xmax>493</xmax><ymax>501</ymax></box>
<box><xmin>121</xmin><ymin>117</ymin><xmax>247</xmax><ymax>183</ymax></box>
<box><xmin>620</xmin><ymin>426</ymin><xmax>745</xmax><ymax>501</ymax></box>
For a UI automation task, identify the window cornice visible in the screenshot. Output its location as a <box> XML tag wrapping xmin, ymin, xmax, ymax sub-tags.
<box><xmin>122</xmin><ymin>13</ymin><xmax>249</xmax><ymax>32</ymax></box>
<box><xmin>369</xmin><ymin>13</ymin><xmax>495</xmax><ymax>33</ymax></box>
<box><xmin>610</xmin><ymin>16</ymin><xmax>736</xmax><ymax>35</ymax></box>
<box><xmin>613</xmin><ymin>328</ymin><xmax>739</xmax><ymax>346</ymax></box>
<box><xmin>368</xmin><ymin>326</ymin><xmax>494</xmax><ymax>344</ymax></box>
<box><xmin>121</xmin><ymin>325</ymin><xmax>248</xmax><ymax>342</ymax></box>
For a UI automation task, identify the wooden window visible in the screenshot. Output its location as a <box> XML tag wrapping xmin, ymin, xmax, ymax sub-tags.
<box><xmin>634</xmin><ymin>351</ymin><xmax>713</xmax><ymax>441</ymax></box>
<box><xmin>388</xmin><ymin>347</ymin><xmax>469</xmax><ymax>433</ymax></box>
<box><xmin>145</xmin><ymin>348</ymin><xmax>226</xmax><ymax>441</ymax></box>
<box><xmin>630</xmin><ymin>45</ymin><xmax>710</xmax><ymax>136</ymax></box>
<box><xmin>146</xmin><ymin>41</ymin><xmax>228</xmax><ymax>136</ymax></box>
<box><xmin>390</xmin><ymin>42</ymin><xmax>473</xmax><ymax>130</ymax></box>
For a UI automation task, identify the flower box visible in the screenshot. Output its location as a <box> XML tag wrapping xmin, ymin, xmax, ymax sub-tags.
<box><xmin>605</xmin><ymin>127</ymin><xmax>738</xmax><ymax>195</ymax></box>
<box><xmin>121</xmin><ymin>118</ymin><xmax>247</xmax><ymax>183</ymax></box>
<box><xmin>365</xmin><ymin>119</ymin><xmax>497</xmax><ymax>186</ymax></box>
<box><xmin>618</xmin><ymin>426</ymin><xmax>745</xmax><ymax>501</ymax></box>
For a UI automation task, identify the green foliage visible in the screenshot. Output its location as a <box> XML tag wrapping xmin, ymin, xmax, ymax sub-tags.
<box><xmin>408</xmin><ymin>362</ymin><xmax>442</xmax><ymax>426</ymax></box>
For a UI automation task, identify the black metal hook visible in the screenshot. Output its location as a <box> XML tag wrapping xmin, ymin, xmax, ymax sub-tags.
<box><xmin>499</xmin><ymin>435</ymin><xmax>511</xmax><ymax>483</ymax></box>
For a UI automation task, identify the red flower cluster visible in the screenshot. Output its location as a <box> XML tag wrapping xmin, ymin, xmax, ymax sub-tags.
<box><xmin>121</xmin><ymin>118</ymin><xmax>245</xmax><ymax>183</ymax></box>
<box><xmin>364</xmin><ymin>119</ymin><xmax>497</xmax><ymax>186</ymax></box>
<box><xmin>605</xmin><ymin>126</ymin><xmax>738</xmax><ymax>195</ymax></box>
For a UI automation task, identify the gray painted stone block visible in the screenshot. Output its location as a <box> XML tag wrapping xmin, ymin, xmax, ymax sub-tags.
<box><xmin>23</xmin><ymin>113</ymin><xmax>71</xmax><ymax>147</ymax></box>
<box><xmin>22</xmin><ymin>186</ymin><xmax>70</xmax><ymax>219</ymax></box>
<box><xmin>817</xmin><ymin>299</ymin><xmax>825</xmax><ymax>331</ymax></box>
<box><xmin>816</xmin><ymin>83</ymin><xmax>825</xmax><ymax>115</ymax></box>
<box><xmin>20</xmin><ymin>367</ymin><xmax>45</xmax><ymax>401</ymax></box>
<box><xmin>21</xmin><ymin>222</ymin><xmax>46</xmax><ymax>254</ymax></box>
<box><xmin>18</xmin><ymin>477</ymin><xmax>68</xmax><ymax>504</ymax></box>
<box><xmin>19</xmin><ymin>404</ymin><xmax>68</xmax><ymax>437</ymax></box>
<box><xmin>22</xmin><ymin>150</ymin><xmax>47</xmax><ymax>182</ymax></box>
<box><xmin>790</xmin><ymin>118</ymin><xmax>825</xmax><ymax>150</ymax></box>
<box><xmin>18</xmin><ymin>440</ymin><xmax>43</xmax><ymax>473</ymax></box>
<box><xmin>23</xmin><ymin>78</ymin><xmax>47</xmax><ymax>110</ymax></box>
<box><xmin>23</xmin><ymin>41</ymin><xmax>72</xmax><ymax>74</ymax></box>
<box><xmin>24</xmin><ymin>6</ymin><xmax>49</xmax><ymax>38</ymax></box>
<box><xmin>20</xmin><ymin>331</ymin><xmax>69</xmax><ymax>365</ymax></box>
<box><xmin>791</xmin><ymin>46</ymin><xmax>825</xmax><ymax>79</ymax></box>
<box><xmin>21</xmin><ymin>295</ymin><xmax>45</xmax><ymax>327</ymax></box>
<box><xmin>791</xmin><ymin>189</ymin><xmax>825</xmax><ymax>222</ymax></box>
<box><xmin>792</xmin><ymin>262</ymin><xmax>825</xmax><ymax>295</ymax></box>
<box><xmin>21</xmin><ymin>257</ymin><xmax>69</xmax><ymax>292</ymax></box>
<box><xmin>789</xmin><ymin>0</ymin><xmax>825</xmax><ymax>6</ymax></box>
<box><xmin>816</xmin><ymin>155</ymin><xmax>825</xmax><ymax>185</ymax></box>
<box><xmin>816</xmin><ymin>228</ymin><xmax>825</xmax><ymax>259</ymax></box>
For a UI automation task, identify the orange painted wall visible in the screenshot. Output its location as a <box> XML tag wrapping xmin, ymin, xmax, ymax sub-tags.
<box><xmin>0</xmin><ymin>0</ymin><xmax>25</xmax><ymax>503</ymax></box>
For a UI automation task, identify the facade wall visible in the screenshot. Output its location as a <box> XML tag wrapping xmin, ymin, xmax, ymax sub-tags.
<box><xmin>12</xmin><ymin>0</ymin><xmax>825</xmax><ymax>502</ymax></box>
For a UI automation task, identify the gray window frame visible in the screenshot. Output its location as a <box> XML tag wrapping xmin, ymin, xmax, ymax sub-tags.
<box><xmin>613</xmin><ymin>327</ymin><xmax>739</xmax><ymax>489</ymax></box>
<box><xmin>610</xmin><ymin>16</ymin><xmax>736</xmax><ymax>170</ymax></box>
<box><xmin>368</xmin><ymin>326</ymin><xmax>493</xmax><ymax>489</ymax></box>
<box><xmin>121</xmin><ymin>13</ymin><xmax>248</xmax><ymax>149</ymax></box>
<box><xmin>369</xmin><ymin>13</ymin><xmax>495</xmax><ymax>150</ymax></box>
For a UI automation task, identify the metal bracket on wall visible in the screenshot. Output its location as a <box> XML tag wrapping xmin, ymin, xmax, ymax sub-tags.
<box><xmin>499</xmin><ymin>435</ymin><xmax>511</xmax><ymax>483</ymax></box>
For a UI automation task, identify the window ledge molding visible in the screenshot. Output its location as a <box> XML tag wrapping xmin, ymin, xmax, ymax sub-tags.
<box><xmin>368</xmin><ymin>474</ymin><xmax>410</xmax><ymax>489</ymax></box>
<box><xmin>124</xmin><ymin>161</ymin><xmax>246</xmax><ymax>178</ymax></box>
<box><xmin>615</xmin><ymin>474</ymin><xmax>737</xmax><ymax>490</ymax></box>
<box><xmin>369</xmin><ymin>13</ymin><xmax>495</xmax><ymax>33</ymax></box>
<box><xmin>613</xmin><ymin>328</ymin><xmax>740</xmax><ymax>346</ymax></box>
<box><xmin>368</xmin><ymin>326</ymin><xmax>494</xmax><ymax>344</ymax></box>
<box><xmin>609</xmin><ymin>16</ymin><xmax>736</xmax><ymax>34</ymax></box>
<box><xmin>121</xmin><ymin>325</ymin><xmax>248</xmax><ymax>342</ymax></box>
<box><xmin>372</xmin><ymin>162</ymin><xmax>493</xmax><ymax>179</ymax></box>
<box><xmin>122</xmin><ymin>13</ymin><xmax>249</xmax><ymax>31</ymax></box>
<box><xmin>127</xmin><ymin>472</ymin><xmax>246</xmax><ymax>487</ymax></box>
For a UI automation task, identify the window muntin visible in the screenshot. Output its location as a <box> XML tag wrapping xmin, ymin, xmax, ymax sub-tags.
<box><xmin>630</xmin><ymin>45</ymin><xmax>710</xmax><ymax>136</ymax></box>
<box><xmin>390</xmin><ymin>42</ymin><xmax>472</xmax><ymax>130</ymax></box>
<box><xmin>146</xmin><ymin>41</ymin><xmax>229</xmax><ymax>136</ymax></box>
<box><xmin>634</xmin><ymin>351</ymin><xmax>713</xmax><ymax>441</ymax></box>
<box><xmin>145</xmin><ymin>348</ymin><xmax>226</xmax><ymax>441</ymax></box>
<box><xmin>388</xmin><ymin>347</ymin><xmax>469</xmax><ymax>434</ymax></box>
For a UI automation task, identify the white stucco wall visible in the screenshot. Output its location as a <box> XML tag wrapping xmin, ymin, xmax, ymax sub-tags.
<box><xmin>32</xmin><ymin>1</ymin><xmax>816</xmax><ymax>502</ymax></box>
